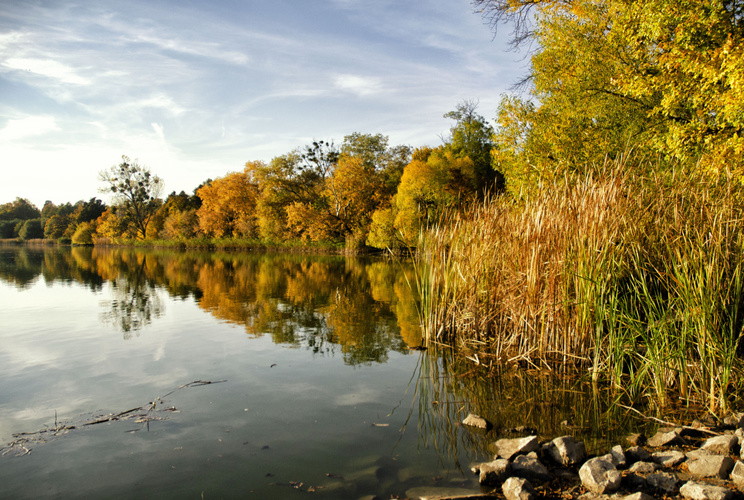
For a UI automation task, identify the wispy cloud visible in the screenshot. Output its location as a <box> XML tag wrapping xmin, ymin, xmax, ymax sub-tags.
<box><xmin>0</xmin><ymin>115</ymin><xmax>59</xmax><ymax>142</ymax></box>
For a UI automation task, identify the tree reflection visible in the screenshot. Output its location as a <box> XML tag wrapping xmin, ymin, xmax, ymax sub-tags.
<box><xmin>0</xmin><ymin>246</ymin><xmax>422</xmax><ymax>362</ymax></box>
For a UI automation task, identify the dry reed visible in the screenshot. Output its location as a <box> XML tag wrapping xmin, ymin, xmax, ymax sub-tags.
<box><xmin>416</xmin><ymin>159</ymin><xmax>744</xmax><ymax>414</ymax></box>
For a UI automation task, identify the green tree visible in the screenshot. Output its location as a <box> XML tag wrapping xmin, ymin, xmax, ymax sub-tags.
<box><xmin>99</xmin><ymin>156</ymin><xmax>163</xmax><ymax>240</ymax></box>
<box><xmin>0</xmin><ymin>198</ymin><xmax>40</xmax><ymax>221</ymax></box>
<box><xmin>19</xmin><ymin>219</ymin><xmax>44</xmax><ymax>240</ymax></box>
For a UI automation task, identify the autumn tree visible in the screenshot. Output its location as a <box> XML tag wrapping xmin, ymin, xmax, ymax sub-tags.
<box><xmin>196</xmin><ymin>167</ymin><xmax>259</xmax><ymax>238</ymax></box>
<box><xmin>99</xmin><ymin>156</ymin><xmax>163</xmax><ymax>239</ymax></box>
<box><xmin>476</xmin><ymin>0</ymin><xmax>744</xmax><ymax>187</ymax></box>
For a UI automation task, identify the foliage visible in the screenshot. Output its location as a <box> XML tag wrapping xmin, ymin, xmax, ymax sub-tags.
<box><xmin>18</xmin><ymin>219</ymin><xmax>44</xmax><ymax>240</ymax></box>
<box><xmin>98</xmin><ymin>155</ymin><xmax>163</xmax><ymax>240</ymax></box>
<box><xmin>0</xmin><ymin>198</ymin><xmax>40</xmax><ymax>221</ymax></box>
<box><xmin>71</xmin><ymin>221</ymin><xmax>96</xmax><ymax>245</ymax></box>
<box><xmin>479</xmin><ymin>0</ymin><xmax>744</xmax><ymax>194</ymax></box>
<box><xmin>196</xmin><ymin>167</ymin><xmax>259</xmax><ymax>238</ymax></box>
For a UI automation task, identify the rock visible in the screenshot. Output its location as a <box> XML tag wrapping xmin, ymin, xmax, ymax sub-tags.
<box><xmin>686</xmin><ymin>454</ymin><xmax>734</xmax><ymax>479</ymax></box>
<box><xmin>653</xmin><ymin>449</ymin><xmax>686</xmax><ymax>467</ymax></box>
<box><xmin>579</xmin><ymin>456</ymin><xmax>622</xmax><ymax>494</ymax></box>
<box><xmin>462</xmin><ymin>413</ymin><xmax>490</xmax><ymax>430</ymax></box>
<box><xmin>511</xmin><ymin>455</ymin><xmax>552</xmax><ymax>484</ymax></box>
<box><xmin>646</xmin><ymin>471</ymin><xmax>680</xmax><ymax>493</ymax></box>
<box><xmin>543</xmin><ymin>436</ymin><xmax>587</xmax><ymax>466</ymax></box>
<box><xmin>609</xmin><ymin>445</ymin><xmax>626</xmax><ymax>468</ymax></box>
<box><xmin>502</xmin><ymin>477</ymin><xmax>535</xmax><ymax>500</ymax></box>
<box><xmin>478</xmin><ymin>459</ymin><xmax>511</xmax><ymax>486</ymax></box>
<box><xmin>625</xmin><ymin>446</ymin><xmax>652</xmax><ymax>463</ymax></box>
<box><xmin>493</xmin><ymin>436</ymin><xmax>540</xmax><ymax>460</ymax></box>
<box><xmin>624</xmin><ymin>433</ymin><xmax>646</xmax><ymax>446</ymax></box>
<box><xmin>700</xmin><ymin>434</ymin><xmax>738</xmax><ymax>455</ymax></box>
<box><xmin>623</xmin><ymin>493</ymin><xmax>655</xmax><ymax>500</ymax></box>
<box><xmin>622</xmin><ymin>473</ymin><xmax>647</xmax><ymax>490</ymax></box>
<box><xmin>730</xmin><ymin>461</ymin><xmax>744</xmax><ymax>488</ymax></box>
<box><xmin>628</xmin><ymin>461</ymin><xmax>659</xmax><ymax>475</ymax></box>
<box><xmin>679</xmin><ymin>480</ymin><xmax>734</xmax><ymax>500</ymax></box>
<box><xmin>647</xmin><ymin>428</ymin><xmax>685</xmax><ymax>447</ymax></box>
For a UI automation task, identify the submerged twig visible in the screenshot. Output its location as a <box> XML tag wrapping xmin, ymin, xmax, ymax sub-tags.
<box><xmin>0</xmin><ymin>379</ymin><xmax>227</xmax><ymax>457</ymax></box>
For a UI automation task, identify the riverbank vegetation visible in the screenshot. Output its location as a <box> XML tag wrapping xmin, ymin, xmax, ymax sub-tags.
<box><xmin>3</xmin><ymin>0</ymin><xmax>743</xmax><ymax>413</ymax></box>
<box><xmin>413</xmin><ymin>0</ymin><xmax>744</xmax><ymax>415</ymax></box>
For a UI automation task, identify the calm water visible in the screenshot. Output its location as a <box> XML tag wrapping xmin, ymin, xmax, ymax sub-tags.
<box><xmin>0</xmin><ymin>246</ymin><xmax>645</xmax><ymax>499</ymax></box>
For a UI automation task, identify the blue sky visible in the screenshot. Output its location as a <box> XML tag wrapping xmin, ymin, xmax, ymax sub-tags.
<box><xmin>0</xmin><ymin>0</ymin><xmax>524</xmax><ymax>209</ymax></box>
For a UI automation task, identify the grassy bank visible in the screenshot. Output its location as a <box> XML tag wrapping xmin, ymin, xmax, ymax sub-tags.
<box><xmin>416</xmin><ymin>160</ymin><xmax>744</xmax><ymax>415</ymax></box>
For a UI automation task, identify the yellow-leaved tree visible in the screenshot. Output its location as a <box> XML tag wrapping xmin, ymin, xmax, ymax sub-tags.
<box><xmin>196</xmin><ymin>166</ymin><xmax>259</xmax><ymax>238</ymax></box>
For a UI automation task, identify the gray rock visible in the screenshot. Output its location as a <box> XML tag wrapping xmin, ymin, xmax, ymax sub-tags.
<box><xmin>687</xmin><ymin>454</ymin><xmax>734</xmax><ymax>479</ymax></box>
<box><xmin>629</xmin><ymin>461</ymin><xmax>659</xmax><ymax>475</ymax></box>
<box><xmin>653</xmin><ymin>450</ymin><xmax>686</xmax><ymax>467</ymax></box>
<box><xmin>502</xmin><ymin>477</ymin><xmax>535</xmax><ymax>500</ymax></box>
<box><xmin>624</xmin><ymin>433</ymin><xmax>646</xmax><ymax>446</ymax></box>
<box><xmin>579</xmin><ymin>456</ymin><xmax>622</xmax><ymax>494</ymax></box>
<box><xmin>462</xmin><ymin>413</ymin><xmax>490</xmax><ymax>430</ymax></box>
<box><xmin>729</xmin><ymin>460</ymin><xmax>744</xmax><ymax>488</ymax></box>
<box><xmin>543</xmin><ymin>436</ymin><xmax>587</xmax><ymax>466</ymax></box>
<box><xmin>646</xmin><ymin>471</ymin><xmax>680</xmax><ymax>493</ymax></box>
<box><xmin>478</xmin><ymin>459</ymin><xmax>511</xmax><ymax>486</ymax></box>
<box><xmin>701</xmin><ymin>434</ymin><xmax>738</xmax><ymax>455</ymax></box>
<box><xmin>609</xmin><ymin>445</ymin><xmax>626</xmax><ymax>468</ymax></box>
<box><xmin>647</xmin><ymin>429</ymin><xmax>685</xmax><ymax>447</ymax></box>
<box><xmin>625</xmin><ymin>446</ymin><xmax>652</xmax><ymax>463</ymax></box>
<box><xmin>623</xmin><ymin>493</ymin><xmax>656</xmax><ymax>500</ymax></box>
<box><xmin>493</xmin><ymin>436</ymin><xmax>540</xmax><ymax>460</ymax></box>
<box><xmin>511</xmin><ymin>455</ymin><xmax>552</xmax><ymax>484</ymax></box>
<box><xmin>622</xmin><ymin>473</ymin><xmax>647</xmax><ymax>490</ymax></box>
<box><xmin>679</xmin><ymin>480</ymin><xmax>734</xmax><ymax>500</ymax></box>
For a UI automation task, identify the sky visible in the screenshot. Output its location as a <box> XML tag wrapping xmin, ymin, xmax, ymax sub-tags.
<box><xmin>0</xmin><ymin>0</ymin><xmax>526</xmax><ymax>210</ymax></box>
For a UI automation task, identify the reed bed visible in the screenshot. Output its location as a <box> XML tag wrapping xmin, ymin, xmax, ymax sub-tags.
<box><xmin>417</xmin><ymin>161</ymin><xmax>744</xmax><ymax>415</ymax></box>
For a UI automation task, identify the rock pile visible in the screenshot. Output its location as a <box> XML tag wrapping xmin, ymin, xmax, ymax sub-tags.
<box><xmin>458</xmin><ymin>412</ymin><xmax>744</xmax><ymax>500</ymax></box>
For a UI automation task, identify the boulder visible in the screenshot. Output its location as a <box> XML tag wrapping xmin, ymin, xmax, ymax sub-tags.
<box><xmin>511</xmin><ymin>455</ymin><xmax>552</xmax><ymax>484</ymax></box>
<box><xmin>652</xmin><ymin>450</ymin><xmax>686</xmax><ymax>467</ymax></box>
<box><xmin>462</xmin><ymin>413</ymin><xmax>490</xmax><ymax>430</ymax></box>
<box><xmin>625</xmin><ymin>446</ymin><xmax>652</xmax><ymax>463</ymax></box>
<box><xmin>579</xmin><ymin>456</ymin><xmax>622</xmax><ymax>494</ymax></box>
<box><xmin>700</xmin><ymin>434</ymin><xmax>738</xmax><ymax>455</ymax></box>
<box><xmin>609</xmin><ymin>445</ymin><xmax>626</xmax><ymax>468</ymax></box>
<box><xmin>730</xmin><ymin>460</ymin><xmax>744</xmax><ymax>488</ymax></box>
<box><xmin>493</xmin><ymin>436</ymin><xmax>540</xmax><ymax>460</ymax></box>
<box><xmin>646</xmin><ymin>471</ymin><xmax>680</xmax><ymax>493</ymax></box>
<box><xmin>647</xmin><ymin>428</ymin><xmax>685</xmax><ymax>447</ymax></box>
<box><xmin>502</xmin><ymin>477</ymin><xmax>535</xmax><ymax>500</ymax></box>
<box><xmin>723</xmin><ymin>412</ymin><xmax>744</xmax><ymax>428</ymax></box>
<box><xmin>478</xmin><ymin>459</ymin><xmax>511</xmax><ymax>486</ymax></box>
<box><xmin>628</xmin><ymin>461</ymin><xmax>659</xmax><ymax>475</ymax></box>
<box><xmin>679</xmin><ymin>480</ymin><xmax>734</xmax><ymax>500</ymax></box>
<box><xmin>543</xmin><ymin>436</ymin><xmax>586</xmax><ymax>466</ymax></box>
<box><xmin>623</xmin><ymin>493</ymin><xmax>656</xmax><ymax>500</ymax></box>
<box><xmin>686</xmin><ymin>455</ymin><xmax>734</xmax><ymax>479</ymax></box>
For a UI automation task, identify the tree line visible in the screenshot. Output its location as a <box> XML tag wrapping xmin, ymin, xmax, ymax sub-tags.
<box><xmin>2</xmin><ymin>101</ymin><xmax>498</xmax><ymax>249</ymax></box>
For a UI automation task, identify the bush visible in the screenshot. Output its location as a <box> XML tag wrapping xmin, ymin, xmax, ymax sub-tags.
<box><xmin>71</xmin><ymin>221</ymin><xmax>95</xmax><ymax>245</ymax></box>
<box><xmin>0</xmin><ymin>219</ymin><xmax>20</xmax><ymax>238</ymax></box>
<box><xmin>18</xmin><ymin>219</ymin><xmax>44</xmax><ymax>240</ymax></box>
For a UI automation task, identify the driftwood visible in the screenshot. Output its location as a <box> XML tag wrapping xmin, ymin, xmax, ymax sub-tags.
<box><xmin>0</xmin><ymin>379</ymin><xmax>226</xmax><ymax>457</ymax></box>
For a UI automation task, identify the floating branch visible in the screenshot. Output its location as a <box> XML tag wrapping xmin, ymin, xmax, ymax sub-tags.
<box><xmin>0</xmin><ymin>379</ymin><xmax>226</xmax><ymax>457</ymax></box>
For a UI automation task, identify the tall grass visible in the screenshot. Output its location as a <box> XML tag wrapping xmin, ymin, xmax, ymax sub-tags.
<box><xmin>416</xmin><ymin>160</ymin><xmax>744</xmax><ymax>415</ymax></box>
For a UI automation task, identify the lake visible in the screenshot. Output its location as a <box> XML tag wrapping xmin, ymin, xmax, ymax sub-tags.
<box><xmin>0</xmin><ymin>245</ymin><xmax>646</xmax><ymax>499</ymax></box>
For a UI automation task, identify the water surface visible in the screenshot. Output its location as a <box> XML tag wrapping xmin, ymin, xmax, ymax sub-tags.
<box><xmin>0</xmin><ymin>246</ymin><xmax>646</xmax><ymax>499</ymax></box>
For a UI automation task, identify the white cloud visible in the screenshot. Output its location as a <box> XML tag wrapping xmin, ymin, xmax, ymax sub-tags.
<box><xmin>152</xmin><ymin>123</ymin><xmax>165</xmax><ymax>142</ymax></box>
<box><xmin>3</xmin><ymin>57</ymin><xmax>90</xmax><ymax>85</ymax></box>
<box><xmin>0</xmin><ymin>116</ymin><xmax>59</xmax><ymax>142</ymax></box>
<box><xmin>333</xmin><ymin>74</ymin><xmax>383</xmax><ymax>96</ymax></box>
